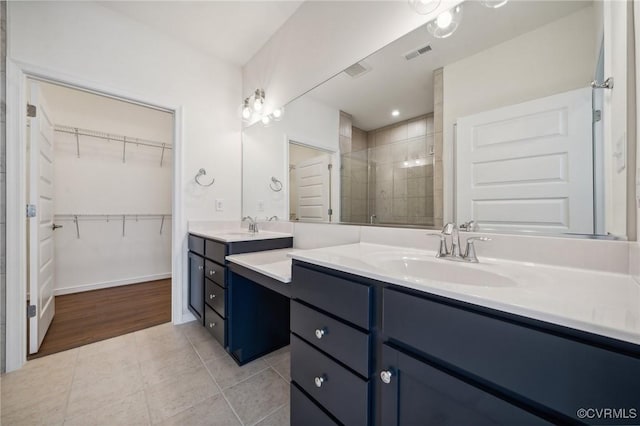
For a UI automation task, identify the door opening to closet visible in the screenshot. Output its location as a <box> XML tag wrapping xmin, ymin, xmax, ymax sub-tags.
<box><xmin>26</xmin><ymin>79</ymin><xmax>174</xmax><ymax>359</ymax></box>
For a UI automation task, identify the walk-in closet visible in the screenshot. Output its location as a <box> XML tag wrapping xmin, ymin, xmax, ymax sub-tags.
<box><xmin>26</xmin><ymin>80</ymin><xmax>174</xmax><ymax>358</ymax></box>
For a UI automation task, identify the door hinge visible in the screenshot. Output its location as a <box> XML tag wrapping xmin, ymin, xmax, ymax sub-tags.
<box><xmin>27</xmin><ymin>103</ymin><xmax>37</xmax><ymax>118</ymax></box>
<box><xmin>26</xmin><ymin>204</ymin><xmax>36</xmax><ymax>218</ymax></box>
<box><xmin>328</xmin><ymin>163</ymin><xmax>333</xmax><ymax>171</ymax></box>
<box><xmin>593</xmin><ymin>110</ymin><xmax>602</xmax><ymax>122</ymax></box>
<box><xmin>327</xmin><ymin>208</ymin><xmax>333</xmax><ymax>216</ymax></box>
<box><xmin>27</xmin><ymin>305</ymin><xmax>36</xmax><ymax>318</ymax></box>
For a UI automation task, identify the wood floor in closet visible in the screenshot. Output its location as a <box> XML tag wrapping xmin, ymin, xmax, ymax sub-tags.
<box><xmin>28</xmin><ymin>279</ymin><xmax>172</xmax><ymax>360</ymax></box>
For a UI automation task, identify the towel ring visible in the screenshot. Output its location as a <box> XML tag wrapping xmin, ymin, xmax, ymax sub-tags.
<box><xmin>270</xmin><ymin>176</ymin><xmax>283</xmax><ymax>192</ymax></box>
<box><xmin>195</xmin><ymin>168</ymin><xmax>215</xmax><ymax>187</ymax></box>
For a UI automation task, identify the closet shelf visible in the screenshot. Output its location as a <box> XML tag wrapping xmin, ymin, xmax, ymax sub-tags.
<box><xmin>54</xmin><ymin>125</ymin><xmax>172</xmax><ymax>166</ymax></box>
<box><xmin>54</xmin><ymin>214</ymin><xmax>172</xmax><ymax>238</ymax></box>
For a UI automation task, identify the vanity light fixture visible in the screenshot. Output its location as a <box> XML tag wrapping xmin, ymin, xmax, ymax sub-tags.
<box><xmin>261</xmin><ymin>115</ymin><xmax>271</xmax><ymax>125</ymax></box>
<box><xmin>391</xmin><ymin>110</ymin><xmax>400</xmax><ymax>117</ymax></box>
<box><xmin>408</xmin><ymin>0</ymin><xmax>440</xmax><ymax>15</ymax></box>
<box><xmin>480</xmin><ymin>0</ymin><xmax>508</xmax><ymax>9</ymax></box>
<box><xmin>426</xmin><ymin>4</ymin><xmax>463</xmax><ymax>39</ymax></box>
<box><xmin>272</xmin><ymin>107</ymin><xmax>284</xmax><ymax>120</ymax></box>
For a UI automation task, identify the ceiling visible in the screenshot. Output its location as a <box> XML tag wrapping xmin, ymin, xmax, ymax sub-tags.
<box><xmin>99</xmin><ymin>1</ymin><xmax>303</xmax><ymax>66</ymax></box>
<box><xmin>307</xmin><ymin>0</ymin><xmax>592</xmax><ymax>131</ymax></box>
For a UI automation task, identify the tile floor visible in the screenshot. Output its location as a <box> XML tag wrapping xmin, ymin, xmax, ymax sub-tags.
<box><xmin>0</xmin><ymin>321</ymin><xmax>291</xmax><ymax>426</ymax></box>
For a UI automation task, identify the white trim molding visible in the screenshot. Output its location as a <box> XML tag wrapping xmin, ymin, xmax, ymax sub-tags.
<box><xmin>53</xmin><ymin>273</ymin><xmax>172</xmax><ymax>296</ymax></box>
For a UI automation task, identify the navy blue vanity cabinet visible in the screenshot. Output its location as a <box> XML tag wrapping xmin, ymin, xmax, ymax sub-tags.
<box><xmin>188</xmin><ymin>233</ymin><xmax>293</xmax><ymax>350</ymax></box>
<box><xmin>290</xmin><ymin>262</ymin><xmax>374</xmax><ymax>426</ymax></box>
<box><xmin>187</xmin><ymin>236</ymin><xmax>206</xmax><ymax>324</ymax></box>
<box><xmin>382</xmin><ymin>287</ymin><xmax>640</xmax><ymax>425</ymax></box>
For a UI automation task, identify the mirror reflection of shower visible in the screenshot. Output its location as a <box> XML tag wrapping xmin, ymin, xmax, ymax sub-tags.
<box><xmin>339</xmin><ymin>112</ymin><xmax>436</xmax><ymax>226</ymax></box>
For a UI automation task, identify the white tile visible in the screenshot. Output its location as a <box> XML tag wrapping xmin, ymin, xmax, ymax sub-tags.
<box><xmin>203</xmin><ymin>353</ymin><xmax>268</xmax><ymax>390</ymax></box>
<box><xmin>157</xmin><ymin>394</ymin><xmax>240</xmax><ymax>426</ymax></box>
<box><xmin>63</xmin><ymin>390</ymin><xmax>149</xmax><ymax>426</ymax></box>
<box><xmin>224</xmin><ymin>369</ymin><xmax>289</xmax><ymax>426</ymax></box>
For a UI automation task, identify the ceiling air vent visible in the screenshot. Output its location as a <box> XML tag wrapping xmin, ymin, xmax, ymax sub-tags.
<box><xmin>405</xmin><ymin>44</ymin><xmax>432</xmax><ymax>61</ymax></box>
<box><xmin>343</xmin><ymin>61</ymin><xmax>371</xmax><ymax>78</ymax></box>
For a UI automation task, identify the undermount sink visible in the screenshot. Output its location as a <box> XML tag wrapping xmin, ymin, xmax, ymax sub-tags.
<box><xmin>364</xmin><ymin>253</ymin><xmax>517</xmax><ymax>287</ymax></box>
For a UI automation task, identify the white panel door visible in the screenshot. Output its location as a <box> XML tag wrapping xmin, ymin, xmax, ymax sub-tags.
<box><xmin>456</xmin><ymin>87</ymin><xmax>593</xmax><ymax>234</ymax></box>
<box><xmin>295</xmin><ymin>154</ymin><xmax>331</xmax><ymax>222</ymax></box>
<box><xmin>28</xmin><ymin>81</ymin><xmax>56</xmax><ymax>354</ymax></box>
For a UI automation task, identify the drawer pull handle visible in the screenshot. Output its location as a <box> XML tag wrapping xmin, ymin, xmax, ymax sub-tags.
<box><xmin>209</xmin><ymin>270</ymin><xmax>216</xmax><ymax>276</ymax></box>
<box><xmin>198</xmin><ymin>265</ymin><xmax>203</xmax><ymax>271</ymax></box>
<box><xmin>315</xmin><ymin>328</ymin><xmax>327</xmax><ymax>339</ymax></box>
<box><xmin>209</xmin><ymin>294</ymin><xmax>216</xmax><ymax>299</ymax></box>
<box><xmin>209</xmin><ymin>322</ymin><xmax>216</xmax><ymax>328</ymax></box>
<box><xmin>380</xmin><ymin>370</ymin><xmax>393</xmax><ymax>384</ymax></box>
<box><xmin>314</xmin><ymin>375</ymin><xmax>326</xmax><ymax>388</ymax></box>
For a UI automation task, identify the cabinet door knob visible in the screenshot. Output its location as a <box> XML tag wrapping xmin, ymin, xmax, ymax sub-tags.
<box><xmin>209</xmin><ymin>270</ymin><xmax>215</xmax><ymax>276</ymax></box>
<box><xmin>209</xmin><ymin>294</ymin><xmax>216</xmax><ymax>299</ymax></box>
<box><xmin>315</xmin><ymin>328</ymin><xmax>326</xmax><ymax>339</ymax></box>
<box><xmin>314</xmin><ymin>375</ymin><xmax>326</xmax><ymax>388</ymax></box>
<box><xmin>380</xmin><ymin>370</ymin><xmax>393</xmax><ymax>384</ymax></box>
<box><xmin>198</xmin><ymin>265</ymin><xmax>203</xmax><ymax>271</ymax></box>
<box><xmin>209</xmin><ymin>322</ymin><xmax>216</xmax><ymax>328</ymax></box>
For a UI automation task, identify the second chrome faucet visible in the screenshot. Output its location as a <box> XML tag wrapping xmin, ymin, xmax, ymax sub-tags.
<box><xmin>429</xmin><ymin>222</ymin><xmax>490</xmax><ymax>263</ymax></box>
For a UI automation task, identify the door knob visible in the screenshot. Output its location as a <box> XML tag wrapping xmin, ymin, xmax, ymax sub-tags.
<box><xmin>209</xmin><ymin>294</ymin><xmax>215</xmax><ymax>299</ymax></box>
<box><xmin>209</xmin><ymin>322</ymin><xmax>216</xmax><ymax>328</ymax></box>
<box><xmin>314</xmin><ymin>375</ymin><xmax>326</xmax><ymax>388</ymax></box>
<box><xmin>209</xmin><ymin>270</ymin><xmax>215</xmax><ymax>276</ymax></box>
<box><xmin>380</xmin><ymin>370</ymin><xmax>393</xmax><ymax>384</ymax></box>
<box><xmin>198</xmin><ymin>265</ymin><xmax>203</xmax><ymax>271</ymax></box>
<box><xmin>315</xmin><ymin>328</ymin><xmax>327</xmax><ymax>339</ymax></box>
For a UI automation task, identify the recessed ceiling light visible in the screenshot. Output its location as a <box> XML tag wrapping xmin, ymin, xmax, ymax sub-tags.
<box><xmin>391</xmin><ymin>110</ymin><xmax>400</xmax><ymax>117</ymax></box>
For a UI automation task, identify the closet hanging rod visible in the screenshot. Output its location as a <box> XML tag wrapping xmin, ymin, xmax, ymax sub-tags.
<box><xmin>54</xmin><ymin>125</ymin><xmax>172</xmax><ymax>150</ymax></box>
<box><xmin>54</xmin><ymin>214</ymin><xmax>171</xmax><ymax>221</ymax></box>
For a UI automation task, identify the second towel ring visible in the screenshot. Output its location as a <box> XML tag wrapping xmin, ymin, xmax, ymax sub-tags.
<box><xmin>270</xmin><ymin>176</ymin><xmax>283</xmax><ymax>192</ymax></box>
<box><xmin>195</xmin><ymin>168</ymin><xmax>215</xmax><ymax>187</ymax></box>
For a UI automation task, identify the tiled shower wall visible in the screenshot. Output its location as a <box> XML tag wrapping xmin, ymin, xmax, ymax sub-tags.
<box><xmin>340</xmin><ymin>112</ymin><xmax>369</xmax><ymax>223</ymax></box>
<box><xmin>1</xmin><ymin>0</ymin><xmax>7</xmax><ymax>373</ymax></box>
<box><xmin>368</xmin><ymin>115</ymin><xmax>435</xmax><ymax>225</ymax></box>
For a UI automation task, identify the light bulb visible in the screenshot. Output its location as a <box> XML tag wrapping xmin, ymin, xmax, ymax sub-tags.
<box><xmin>408</xmin><ymin>0</ymin><xmax>440</xmax><ymax>15</ymax></box>
<box><xmin>436</xmin><ymin>11</ymin><xmax>452</xmax><ymax>29</ymax></box>
<box><xmin>242</xmin><ymin>106</ymin><xmax>252</xmax><ymax>120</ymax></box>
<box><xmin>254</xmin><ymin>98</ymin><xmax>263</xmax><ymax>112</ymax></box>
<box><xmin>391</xmin><ymin>110</ymin><xmax>400</xmax><ymax>117</ymax></box>
<box><xmin>426</xmin><ymin>5</ymin><xmax>463</xmax><ymax>39</ymax></box>
<box><xmin>480</xmin><ymin>0</ymin><xmax>508</xmax><ymax>9</ymax></box>
<box><xmin>261</xmin><ymin>115</ymin><xmax>271</xmax><ymax>125</ymax></box>
<box><xmin>272</xmin><ymin>108</ymin><xmax>283</xmax><ymax>119</ymax></box>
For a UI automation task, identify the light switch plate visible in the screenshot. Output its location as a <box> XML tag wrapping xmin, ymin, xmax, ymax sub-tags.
<box><xmin>215</xmin><ymin>199</ymin><xmax>224</xmax><ymax>211</ymax></box>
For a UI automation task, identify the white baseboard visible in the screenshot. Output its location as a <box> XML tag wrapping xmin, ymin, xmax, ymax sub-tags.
<box><xmin>54</xmin><ymin>273</ymin><xmax>172</xmax><ymax>296</ymax></box>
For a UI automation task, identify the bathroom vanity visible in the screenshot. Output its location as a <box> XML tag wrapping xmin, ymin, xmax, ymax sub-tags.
<box><xmin>187</xmin><ymin>230</ymin><xmax>293</xmax><ymax>364</ymax></box>
<box><xmin>287</xmin><ymin>243</ymin><xmax>640</xmax><ymax>426</ymax></box>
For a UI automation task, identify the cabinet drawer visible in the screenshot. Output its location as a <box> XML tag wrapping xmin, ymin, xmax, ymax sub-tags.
<box><xmin>291</xmin><ymin>334</ymin><xmax>369</xmax><ymax>426</ymax></box>
<box><xmin>383</xmin><ymin>288</ymin><xmax>640</xmax><ymax>422</ymax></box>
<box><xmin>204</xmin><ymin>305</ymin><xmax>225</xmax><ymax>347</ymax></box>
<box><xmin>205</xmin><ymin>260</ymin><xmax>226</xmax><ymax>287</ymax></box>
<box><xmin>205</xmin><ymin>279</ymin><xmax>225</xmax><ymax>318</ymax></box>
<box><xmin>291</xmin><ymin>383</ymin><xmax>339</xmax><ymax>426</ymax></box>
<box><xmin>380</xmin><ymin>344</ymin><xmax>549</xmax><ymax>426</ymax></box>
<box><xmin>291</xmin><ymin>300</ymin><xmax>370</xmax><ymax>377</ymax></box>
<box><xmin>205</xmin><ymin>239</ymin><xmax>226</xmax><ymax>264</ymax></box>
<box><xmin>188</xmin><ymin>234</ymin><xmax>205</xmax><ymax>256</ymax></box>
<box><xmin>292</xmin><ymin>264</ymin><xmax>372</xmax><ymax>330</ymax></box>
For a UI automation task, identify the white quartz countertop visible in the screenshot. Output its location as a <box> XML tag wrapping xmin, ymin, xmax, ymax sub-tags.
<box><xmin>289</xmin><ymin>243</ymin><xmax>640</xmax><ymax>346</ymax></box>
<box><xmin>189</xmin><ymin>227</ymin><xmax>293</xmax><ymax>243</ymax></box>
<box><xmin>226</xmin><ymin>249</ymin><xmax>298</xmax><ymax>283</ymax></box>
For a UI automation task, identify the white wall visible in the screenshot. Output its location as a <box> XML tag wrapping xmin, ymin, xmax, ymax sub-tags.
<box><xmin>39</xmin><ymin>82</ymin><xmax>172</xmax><ymax>294</ymax></box>
<box><xmin>8</xmin><ymin>1</ymin><xmax>242</xmax><ymax>321</ymax></box>
<box><xmin>443</xmin><ymin>6</ymin><xmax>598</xmax><ymax>225</ymax></box>
<box><xmin>242</xmin><ymin>0</ymin><xmax>462</xmax><ymax>114</ymax></box>
<box><xmin>242</xmin><ymin>95</ymin><xmax>340</xmax><ymax>220</ymax></box>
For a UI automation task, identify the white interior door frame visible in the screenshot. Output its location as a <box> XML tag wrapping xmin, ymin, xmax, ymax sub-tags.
<box><xmin>5</xmin><ymin>59</ymin><xmax>186</xmax><ymax>372</ymax></box>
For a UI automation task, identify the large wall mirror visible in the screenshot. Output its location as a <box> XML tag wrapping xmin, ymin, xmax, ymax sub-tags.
<box><xmin>242</xmin><ymin>0</ymin><xmax>635</xmax><ymax>239</ymax></box>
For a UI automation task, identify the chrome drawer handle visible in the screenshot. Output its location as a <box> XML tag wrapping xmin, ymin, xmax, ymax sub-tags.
<box><xmin>315</xmin><ymin>328</ymin><xmax>327</xmax><ymax>339</ymax></box>
<box><xmin>209</xmin><ymin>270</ymin><xmax>215</xmax><ymax>276</ymax></box>
<box><xmin>314</xmin><ymin>375</ymin><xmax>326</xmax><ymax>388</ymax></box>
<box><xmin>380</xmin><ymin>370</ymin><xmax>393</xmax><ymax>384</ymax></box>
<box><xmin>209</xmin><ymin>322</ymin><xmax>216</xmax><ymax>328</ymax></box>
<box><xmin>198</xmin><ymin>265</ymin><xmax>203</xmax><ymax>271</ymax></box>
<box><xmin>209</xmin><ymin>294</ymin><xmax>216</xmax><ymax>299</ymax></box>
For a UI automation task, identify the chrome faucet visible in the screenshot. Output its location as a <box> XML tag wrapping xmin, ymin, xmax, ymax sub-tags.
<box><xmin>242</xmin><ymin>216</ymin><xmax>259</xmax><ymax>234</ymax></box>
<box><xmin>428</xmin><ymin>222</ymin><xmax>490</xmax><ymax>262</ymax></box>
<box><xmin>267</xmin><ymin>215</ymin><xmax>278</xmax><ymax>221</ymax></box>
